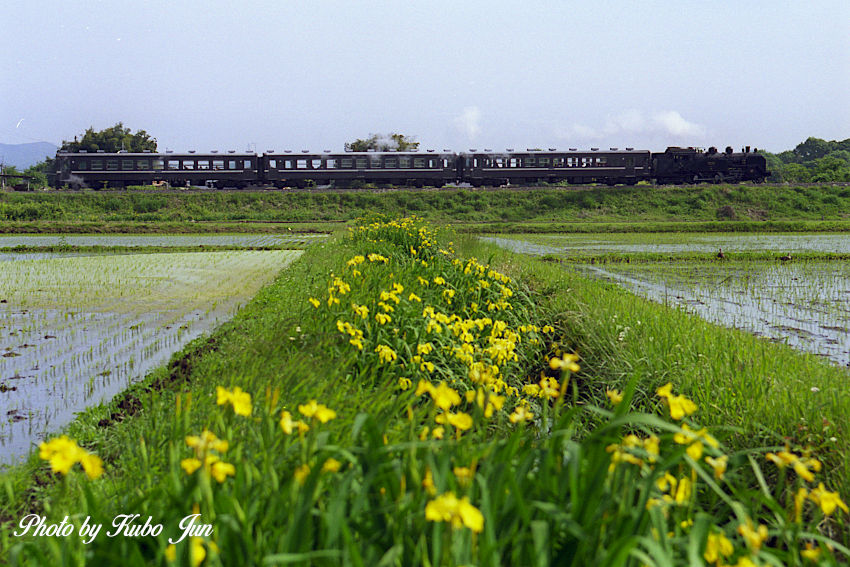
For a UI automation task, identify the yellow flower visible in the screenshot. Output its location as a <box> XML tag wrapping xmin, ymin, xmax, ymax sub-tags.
<box><xmin>430</xmin><ymin>382</ymin><xmax>461</xmax><ymax>411</ymax></box>
<box><xmin>322</xmin><ymin>458</ymin><xmax>342</xmax><ymax>473</ymax></box>
<box><xmin>809</xmin><ymin>482</ymin><xmax>849</xmax><ymax>515</ymax></box>
<box><xmin>674</xmin><ymin>477</ymin><xmax>692</xmax><ymax>505</ymax></box>
<box><xmin>375</xmin><ymin>312</ymin><xmax>392</xmax><ymax>325</ymax></box>
<box><xmin>216</xmin><ymin>386</ymin><xmax>252</xmax><ymax>417</ymax></box>
<box><xmin>705</xmin><ymin>455</ymin><xmax>728</xmax><ymax>480</ymax></box>
<box><xmin>509</xmin><ymin>405</ymin><xmax>534</xmax><ymax>423</ymax></box>
<box><xmin>294</xmin><ymin>464</ymin><xmax>311</xmax><ymax>485</ymax></box>
<box><xmin>308</xmin><ymin>297</ymin><xmax>320</xmax><ymax>308</ymax></box>
<box><xmin>38</xmin><ymin>435</ymin><xmax>102</xmax><ymax>478</ymax></box>
<box><xmin>210</xmin><ymin>461</ymin><xmax>235</xmax><ymax>483</ymax></box>
<box><xmin>656</xmin><ymin>383</ymin><xmax>697</xmax><ymax>420</ymax></box>
<box><xmin>165</xmin><ymin>544</ymin><xmax>176</xmax><ymax>561</ymax></box>
<box><xmin>549</xmin><ymin>353</ymin><xmax>580</xmax><ymax>373</ymax></box>
<box><xmin>606</xmin><ymin>389</ymin><xmax>623</xmax><ymax>405</ymax></box>
<box><xmin>189</xmin><ymin>537</ymin><xmax>210</xmax><ymax>567</ymax></box>
<box><xmin>446</xmin><ymin>412</ymin><xmax>473</xmax><ymax>431</ymax></box>
<box><xmin>398</xmin><ymin>377</ymin><xmax>412</xmax><ymax>390</ymax></box>
<box><xmin>453</xmin><ymin>466</ymin><xmax>474</xmax><ymax>486</ymax></box>
<box><xmin>408</xmin><ymin>293</ymin><xmax>422</xmax><ymax>302</ymax></box>
<box><xmin>298</xmin><ymin>400</ymin><xmax>337</xmax><ymax>423</ymax></box>
<box><xmin>374</xmin><ymin>344</ymin><xmax>398</xmax><ymax>364</ymax></box>
<box><xmin>704</xmin><ymin>531</ymin><xmax>734</xmax><ymax>563</ymax></box>
<box><xmin>425</xmin><ymin>492</ymin><xmax>484</xmax><ymax>533</ymax></box>
<box><xmin>181</xmin><ymin>458</ymin><xmax>203</xmax><ymax>475</ymax></box>
<box><xmin>795</xmin><ymin>486</ymin><xmax>808</xmax><ymax>523</ymax></box>
<box><xmin>801</xmin><ymin>542</ymin><xmax>822</xmax><ymax>562</ymax></box>
<box><xmin>422</xmin><ymin>468</ymin><xmax>436</xmax><ymax>495</ymax></box>
<box><xmin>433</xmin><ymin>276</ymin><xmax>446</xmax><ymax>285</ymax></box>
<box><xmin>542</xmin><ymin>325</ymin><xmax>554</xmax><ymax>333</ymax></box>
<box><xmin>737</xmin><ymin>517</ymin><xmax>768</xmax><ymax>551</ymax></box>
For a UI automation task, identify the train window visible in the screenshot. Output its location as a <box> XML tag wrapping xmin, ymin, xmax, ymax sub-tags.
<box><xmin>136</xmin><ymin>160</ymin><xmax>149</xmax><ymax>170</ymax></box>
<box><xmin>268</xmin><ymin>159</ymin><xmax>277</xmax><ymax>169</ymax></box>
<box><xmin>538</xmin><ymin>157</ymin><xmax>549</xmax><ymax>167</ymax></box>
<box><xmin>355</xmin><ymin>158</ymin><xmax>367</xmax><ymax>168</ymax></box>
<box><xmin>399</xmin><ymin>157</ymin><xmax>410</xmax><ymax>168</ymax></box>
<box><xmin>198</xmin><ymin>160</ymin><xmax>210</xmax><ymax>170</ymax></box>
<box><xmin>413</xmin><ymin>158</ymin><xmax>425</xmax><ymax>168</ymax></box>
<box><xmin>91</xmin><ymin>160</ymin><xmax>103</xmax><ymax>170</ymax></box>
<box><xmin>326</xmin><ymin>159</ymin><xmax>335</xmax><ymax>168</ymax></box>
<box><xmin>581</xmin><ymin>157</ymin><xmax>593</xmax><ymax>167</ymax></box>
<box><xmin>509</xmin><ymin>158</ymin><xmax>518</xmax><ymax>168</ymax></box>
<box><xmin>525</xmin><ymin>158</ymin><xmax>535</xmax><ymax>167</ymax></box>
<box><xmin>596</xmin><ymin>157</ymin><xmax>607</xmax><ymax>166</ymax></box>
<box><xmin>244</xmin><ymin>159</ymin><xmax>252</xmax><ymax>168</ymax></box>
<box><xmin>385</xmin><ymin>158</ymin><xmax>397</xmax><ymax>168</ymax></box>
<box><xmin>228</xmin><ymin>160</ymin><xmax>238</xmax><ymax>169</ymax></box>
<box><xmin>284</xmin><ymin>160</ymin><xmax>293</xmax><ymax>169</ymax></box>
<box><xmin>122</xmin><ymin>159</ymin><xmax>134</xmax><ymax>170</ymax></box>
<box><xmin>212</xmin><ymin>160</ymin><xmax>224</xmax><ymax>170</ymax></box>
<box><xmin>153</xmin><ymin>159</ymin><xmax>164</xmax><ymax>170</ymax></box>
<box><xmin>494</xmin><ymin>157</ymin><xmax>504</xmax><ymax>167</ymax></box>
<box><xmin>72</xmin><ymin>159</ymin><xmax>88</xmax><ymax>170</ymax></box>
<box><xmin>428</xmin><ymin>159</ymin><xmax>437</xmax><ymax>168</ymax></box>
<box><xmin>553</xmin><ymin>157</ymin><xmax>564</xmax><ymax>167</ymax></box>
<box><xmin>183</xmin><ymin>160</ymin><xmax>195</xmax><ymax>170</ymax></box>
<box><xmin>297</xmin><ymin>159</ymin><xmax>307</xmax><ymax>169</ymax></box>
<box><xmin>341</xmin><ymin>158</ymin><xmax>353</xmax><ymax>168</ymax></box>
<box><xmin>626</xmin><ymin>157</ymin><xmax>634</xmax><ymax>167</ymax></box>
<box><xmin>312</xmin><ymin>159</ymin><xmax>322</xmax><ymax>169</ymax></box>
<box><xmin>107</xmin><ymin>160</ymin><xmax>119</xmax><ymax>171</ymax></box>
<box><xmin>370</xmin><ymin>157</ymin><xmax>381</xmax><ymax>168</ymax></box>
<box><xmin>567</xmin><ymin>157</ymin><xmax>577</xmax><ymax>167</ymax></box>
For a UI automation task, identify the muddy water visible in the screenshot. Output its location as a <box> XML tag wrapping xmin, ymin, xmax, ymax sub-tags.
<box><xmin>0</xmin><ymin>250</ymin><xmax>302</xmax><ymax>465</ymax></box>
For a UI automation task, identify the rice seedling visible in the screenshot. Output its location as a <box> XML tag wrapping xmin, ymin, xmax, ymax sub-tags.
<box><xmin>0</xmin><ymin>249</ymin><xmax>301</xmax><ymax>464</ymax></box>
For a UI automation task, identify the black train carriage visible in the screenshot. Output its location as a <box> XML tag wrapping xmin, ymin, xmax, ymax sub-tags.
<box><xmin>55</xmin><ymin>150</ymin><xmax>259</xmax><ymax>189</ymax></box>
<box><xmin>459</xmin><ymin>148</ymin><xmax>652</xmax><ymax>186</ymax></box>
<box><xmin>652</xmin><ymin>146</ymin><xmax>770</xmax><ymax>184</ymax></box>
<box><xmin>261</xmin><ymin>151</ymin><xmax>458</xmax><ymax>188</ymax></box>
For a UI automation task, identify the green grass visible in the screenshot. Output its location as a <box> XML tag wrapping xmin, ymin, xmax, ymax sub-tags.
<box><xmin>3</xmin><ymin>184</ymin><xmax>850</xmax><ymax>226</ymax></box>
<box><xmin>1</xmin><ymin>219</ymin><xmax>848</xmax><ymax>565</ymax></box>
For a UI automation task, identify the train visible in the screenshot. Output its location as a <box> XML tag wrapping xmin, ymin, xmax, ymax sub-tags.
<box><xmin>53</xmin><ymin>145</ymin><xmax>769</xmax><ymax>189</ymax></box>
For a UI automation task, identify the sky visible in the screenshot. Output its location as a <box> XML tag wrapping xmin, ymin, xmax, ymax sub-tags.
<box><xmin>1</xmin><ymin>0</ymin><xmax>848</xmax><ymax>154</ymax></box>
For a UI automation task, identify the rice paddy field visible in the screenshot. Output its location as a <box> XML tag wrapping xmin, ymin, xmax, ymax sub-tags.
<box><xmin>0</xmin><ymin>247</ymin><xmax>302</xmax><ymax>464</ymax></box>
<box><xmin>485</xmin><ymin>232</ymin><xmax>850</xmax><ymax>366</ymax></box>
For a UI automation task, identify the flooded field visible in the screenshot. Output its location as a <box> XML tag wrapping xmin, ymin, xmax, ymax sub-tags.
<box><xmin>485</xmin><ymin>233</ymin><xmax>850</xmax><ymax>366</ymax></box>
<box><xmin>582</xmin><ymin>262</ymin><xmax>850</xmax><ymax>366</ymax></box>
<box><xmin>0</xmin><ymin>233</ymin><xmax>325</xmax><ymax>249</ymax></box>
<box><xmin>484</xmin><ymin>232</ymin><xmax>850</xmax><ymax>257</ymax></box>
<box><xmin>0</xmin><ymin>250</ymin><xmax>302</xmax><ymax>464</ymax></box>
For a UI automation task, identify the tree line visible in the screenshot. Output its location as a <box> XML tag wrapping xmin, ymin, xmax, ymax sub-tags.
<box><xmin>762</xmin><ymin>137</ymin><xmax>850</xmax><ymax>182</ymax></box>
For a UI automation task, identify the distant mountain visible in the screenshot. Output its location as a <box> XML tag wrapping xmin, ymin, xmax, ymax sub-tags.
<box><xmin>0</xmin><ymin>142</ymin><xmax>58</xmax><ymax>169</ymax></box>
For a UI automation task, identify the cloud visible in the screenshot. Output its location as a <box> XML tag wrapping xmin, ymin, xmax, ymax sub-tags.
<box><xmin>557</xmin><ymin>110</ymin><xmax>705</xmax><ymax>141</ymax></box>
<box><xmin>454</xmin><ymin>106</ymin><xmax>482</xmax><ymax>139</ymax></box>
<box><xmin>651</xmin><ymin>110</ymin><xmax>705</xmax><ymax>137</ymax></box>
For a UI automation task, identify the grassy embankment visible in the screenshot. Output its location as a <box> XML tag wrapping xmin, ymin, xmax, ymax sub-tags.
<box><xmin>1</xmin><ymin>218</ymin><xmax>847</xmax><ymax>565</ymax></box>
<box><xmin>2</xmin><ymin>184</ymin><xmax>850</xmax><ymax>234</ymax></box>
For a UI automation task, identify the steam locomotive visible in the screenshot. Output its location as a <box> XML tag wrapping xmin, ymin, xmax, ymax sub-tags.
<box><xmin>54</xmin><ymin>145</ymin><xmax>769</xmax><ymax>189</ymax></box>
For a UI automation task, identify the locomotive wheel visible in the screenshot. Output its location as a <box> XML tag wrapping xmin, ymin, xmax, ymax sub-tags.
<box><xmin>714</xmin><ymin>173</ymin><xmax>724</xmax><ymax>184</ymax></box>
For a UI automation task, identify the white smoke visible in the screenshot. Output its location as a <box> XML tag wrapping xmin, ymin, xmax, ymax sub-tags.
<box><xmin>558</xmin><ymin>110</ymin><xmax>705</xmax><ymax>141</ymax></box>
<box><xmin>454</xmin><ymin>106</ymin><xmax>482</xmax><ymax>139</ymax></box>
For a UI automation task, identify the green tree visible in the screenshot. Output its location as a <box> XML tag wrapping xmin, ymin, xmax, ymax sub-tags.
<box><xmin>60</xmin><ymin>123</ymin><xmax>157</xmax><ymax>153</ymax></box>
<box><xmin>345</xmin><ymin>133</ymin><xmax>419</xmax><ymax>152</ymax></box>
<box><xmin>793</xmin><ymin>137</ymin><xmax>832</xmax><ymax>162</ymax></box>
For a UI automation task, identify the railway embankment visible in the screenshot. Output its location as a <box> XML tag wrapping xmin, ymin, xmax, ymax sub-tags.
<box><xmin>2</xmin><ymin>218</ymin><xmax>848</xmax><ymax>562</ymax></box>
<box><xmin>1</xmin><ymin>183</ymin><xmax>849</xmax><ymax>229</ymax></box>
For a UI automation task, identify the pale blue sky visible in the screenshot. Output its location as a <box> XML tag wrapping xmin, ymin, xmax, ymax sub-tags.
<box><xmin>1</xmin><ymin>0</ymin><xmax>848</xmax><ymax>153</ymax></box>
